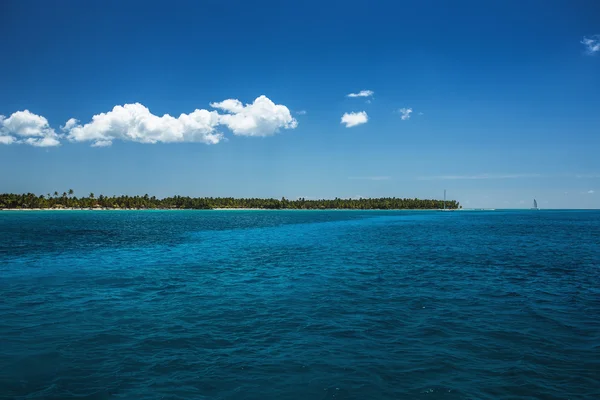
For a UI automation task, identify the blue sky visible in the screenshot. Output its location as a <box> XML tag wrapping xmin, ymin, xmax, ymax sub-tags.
<box><xmin>1</xmin><ymin>0</ymin><xmax>599</xmax><ymax>208</ymax></box>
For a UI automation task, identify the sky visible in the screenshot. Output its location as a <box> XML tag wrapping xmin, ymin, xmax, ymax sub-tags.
<box><xmin>1</xmin><ymin>0</ymin><xmax>599</xmax><ymax>208</ymax></box>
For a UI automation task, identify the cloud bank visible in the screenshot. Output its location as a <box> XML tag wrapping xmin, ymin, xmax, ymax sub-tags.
<box><xmin>581</xmin><ymin>35</ymin><xmax>600</xmax><ymax>54</ymax></box>
<box><xmin>341</xmin><ymin>111</ymin><xmax>368</xmax><ymax>128</ymax></box>
<box><xmin>0</xmin><ymin>110</ymin><xmax>61</xmax><ymax>147</ymax></box>
<box><xmin>1</xmin><ymin>96</ymin><xmax>297</xmax><ymax>147</ymax></box>
<box><xmin>347</xmin><ymin>90</ymin><xmax>374</xmax><ymax>98</ymax></box>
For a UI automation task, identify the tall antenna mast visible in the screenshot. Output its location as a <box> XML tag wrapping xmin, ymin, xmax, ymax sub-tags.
<box><xmin>444</xmin><ymin>189</ymin><xmax>446</xmax><ymax>210</ymax></box>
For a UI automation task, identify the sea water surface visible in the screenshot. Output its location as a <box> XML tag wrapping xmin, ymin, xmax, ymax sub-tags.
<box><xmin>0</xmin><ymin>210</ymin><xmax>599</xmax><ymax>399</ymax></box>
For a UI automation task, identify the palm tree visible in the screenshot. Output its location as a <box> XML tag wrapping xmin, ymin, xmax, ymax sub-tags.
<box><xmin>68</xmin><ymin>189</ymin><xmax>74</xmax><ymax>197</ymax></box>
<box><xmin>53</xmin><ymin>191</ymin><xmax>58</xmax><ymax>198</ymax></box>
<box><xmin>89</xmin><ymin>193</ymin><xmax>95</xmax><ymax>200</ymax></box>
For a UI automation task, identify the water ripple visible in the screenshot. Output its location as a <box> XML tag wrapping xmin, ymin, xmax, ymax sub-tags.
<box><xmin>1</xmin><ymin>210</ymin><xmax>599</xmax><ymax>399</ymax></box>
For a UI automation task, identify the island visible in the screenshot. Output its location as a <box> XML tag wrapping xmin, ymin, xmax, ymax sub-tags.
<box><xmin>0</xmin><ymin>191</ymin><xmax>460</xmax><ymax>210</ymax></box>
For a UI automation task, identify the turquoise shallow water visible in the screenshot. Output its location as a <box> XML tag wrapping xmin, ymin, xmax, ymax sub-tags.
<box><xmin>0</xmin><ymin>210</ymin><xmax>599</xmax><ymax>399</ymax></box>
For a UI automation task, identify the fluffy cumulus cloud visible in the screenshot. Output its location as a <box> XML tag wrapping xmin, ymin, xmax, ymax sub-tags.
<box><xmin>1</xmin><ymin>96</ymin><xmax>297</xmax><ymax>148</ymax></box>
<box><xmin>398</xmin><ymin>107</ymin><xmax>413</xmax><ymax>120</ymax></box>
<box><xmin>210</xmin><ymin>95</ymin><xmax>297</xmax><ymax>137</ymax></box>
<box><xmin>61</xmin><ymin>95</ymin><xmax>296</xmax><ymax>146</ymax></box>
<box><xmin>347</xmin><ymin>90</ymin><xmax>374</xmax><ymax>98</ymax></box>
<box><xmin>0</xmin><ymin>110</ymin><xmax>60</xmax><ymax>147</ymax></box>
<box><xmin>581</xmin><ymin>35</ymin><xmax>600</xmax><ymax>54</ymax></box>
<box><xmin>341</xmin><ymin>111</ymin><xmax>368</xmax><ymax>128</ymax></box>
<box><xmin>65</xmin><ymin>103</ymin><xmax>222</xmax><ymax>147</ymax></box>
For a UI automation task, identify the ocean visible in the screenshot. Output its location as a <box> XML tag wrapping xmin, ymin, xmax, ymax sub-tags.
<box><xmin>0</xmin><ymin>210</ymin><xmax>598</xmax><ymax>399</ymax></box>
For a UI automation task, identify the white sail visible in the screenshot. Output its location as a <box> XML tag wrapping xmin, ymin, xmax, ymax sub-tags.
<box><xmin>533</xmin><ymin>199</ymin><xmax>538</xmax><ymax>209</ymax></box>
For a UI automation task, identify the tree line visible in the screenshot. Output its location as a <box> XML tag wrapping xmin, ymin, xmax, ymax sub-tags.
<box><xmin>0</xmin><ymin>191</ymin><xmax>460</xmax><ymax>210</ymax></box>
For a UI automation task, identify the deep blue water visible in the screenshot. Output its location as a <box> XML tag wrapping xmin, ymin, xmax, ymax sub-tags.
<box><xmin>1</xmin><ymin>210</ymin><xmax>599</xmax><ymax>399</ymax></box>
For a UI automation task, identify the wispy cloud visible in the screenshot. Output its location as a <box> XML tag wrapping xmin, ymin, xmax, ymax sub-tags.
<box><xmin>397</xmin><ymin>107</ymin><xmax>413</xmax><ymax>120</ymax></box>
<box><xmin>581</xmin><ymin>35</ymin><xmax>600</xmax><ymax>54</ymax></box>
<box><xmin>417</xmin><ymin>173</ymin><xmax>600</xmax><ymax>181</ymax></box>
<box><xmin>347</xmin><ymin>90</ymin><xmax>374</xmax><ymax>98</ymax></box>
<box><xmin>341</xmin><ymin>111</ymin><xmax>368</xmax><ymax>128</ymax></box>
<box><xmin>417</xmin><ymin>173</ymin><xmax>542</xmax><ymax>181</ymax></box>
<box><xmin>296</xmin><ymin>110</ymin><xmax>307</xmax><ymax>115</ymax></box>
<box><xmin>588</xmin><ymin>190</ymin><xmax>595</xmax><ymax>194</ymax></box>
<box><xmin>348</xmin><ymin>176</ymin><xmax>390</xmax><ymax>181</ymax></box>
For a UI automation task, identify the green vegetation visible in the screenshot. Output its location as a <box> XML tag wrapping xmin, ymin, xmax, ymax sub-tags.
<box><xmin>0</xmin><ymin>192</ymin><xmax>460</xmax><ymax>210</ymax></box>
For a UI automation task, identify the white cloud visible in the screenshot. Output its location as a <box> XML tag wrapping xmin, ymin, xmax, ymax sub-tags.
<box><xmin>418</xmin><ymin>112</ymin><xmax>424</xmax><ymax>116</ymax></box>
<box><xmin>63</xmin><ymin>95</ymin><xmax>296</xmax><ymax>146</ymax></box>
<box><xmin>347</xmin><ymin>90</ymin><xmax>374</xmax><ymax>98</ymax></box>
<box><xmin>24</xmin><ymin>137</ymin><xmax>61</xmax><ymax>147</ymax></box>
<box><xmin>0</xmin><ymin>110</ymin><xmax>60</xmax><ymax>147</ymax></box>
<box><xmin>588</xmin><ymin>190</ymin><xmax>595</xmax><ymax>194</ymax></box>
<box><xmin>398</xmin><ymin>107</ymin><xmax>413</xmax><ymax>120</ymax></box>
<box><xmin>65</xmin><ymin>103</ymin><xmax>222</xmax><ymax>147</ymax></box>
<box><xmin>581</xmin><ymin>35</ymin><xmax>600</xmax><ymax>54</ymax></box>
<box><xmin>341</xmin><ymin>111</ymin><xmax>368</xmax><ymax>128</ymax></box>
<box><xmin>212</xmin><ymin>95</ymin><xmax>297</xmax><ymax>137</ymax></box>
<box><xmin>0</xmin><ymin>135</ymin><xmax>16</xmax><ymax>145</ymax></box>
<box><xmin>209</xmin><ymin>99</ymin><xmax>245</xmax><ymax>113</ymax></box>
<box><xmin>2</xmin><ymin>96</ymin><xmax>296</xmax><ymax>148</ymax></box>
<box><xmin>348</xmin><ymin>176</ymin><xmax>390</xmax><ymax>180</ymax></box>
<box><xmin>62</xmin><ymin>118</ymin><xmax>78</xmax><ymax>132</ymax></box>
<box><xmin>418</xmin><ymin>173</ymin><xmax>542</xmax><ymax>180</ymax></box>
<box><xmin>91</xmin><ymin>140</ymin><xmax>113</xmax><ymax>147</ymax></box>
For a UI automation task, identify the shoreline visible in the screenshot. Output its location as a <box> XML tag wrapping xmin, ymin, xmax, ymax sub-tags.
<box><xmin>0</xmin><ymin>207</ymin><xmax>464</xmax><ymax>212</ymax></box>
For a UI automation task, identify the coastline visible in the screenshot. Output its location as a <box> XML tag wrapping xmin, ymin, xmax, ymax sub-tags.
<box><xmin>1</xmin><ymin>194</ymin><xmax>460</xmax><ymax>211</ymax></box>
<box><xmin>0</xmin><ymin>207</ymin><xmax>463</xmax><ymax>211</ymax></box>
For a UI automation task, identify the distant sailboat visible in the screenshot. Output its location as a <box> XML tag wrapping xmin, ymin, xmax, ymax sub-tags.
<box><xmin>532</xmin><ymin>199</ymin><xmax>539</xmax><ymax>210</ymax></box>
<box><xmin>441</xmin><ymin>189</ymin><xmax>452</xmax><ymax>211</ymax></box>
